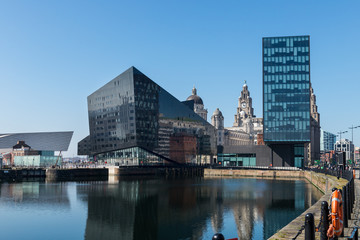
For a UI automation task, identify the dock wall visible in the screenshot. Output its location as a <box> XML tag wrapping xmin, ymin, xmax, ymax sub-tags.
<box><xmin>46</xmin><ymin>168</ymin><xmax>108</xmax><ymax>181</ymax></box>
<box><xmin>204</xmin><ymin>168</ymin><xmax>349</xmax><ymax>240</ymax></box>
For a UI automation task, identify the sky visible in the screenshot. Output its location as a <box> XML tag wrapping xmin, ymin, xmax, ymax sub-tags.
<box><xmin>0</xmin><ymin>1</ymin><xmax>359</xmax><ymax>157</ymax></box>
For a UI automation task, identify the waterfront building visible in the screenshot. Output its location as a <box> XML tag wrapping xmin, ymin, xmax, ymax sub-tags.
<box><xmin>334</xmin><ymin>139</ymin><xmax>354</xmax><ymax>161</ymax></box>
<box><xmin>355</xmin><ymin>147</ymin><xmax>360</xmax><ymax>165</ymax></box>
<box><xmin>320</xmin><ymin>130</ymin><xmax>336</xmax><ymax>151</ymax></box>
<box><xmin>0</xmin><ymin>131</ymin><xmax>73</xmax><ymax>167</ymax></box>
<box><xmin>211</xmin><ymin>82</ymin><xmax>262</xmax><ymax>150</ymax></box>
<box><xmin>263</xmin><ymin>35</ymin><xmax>312</xmax><ymax>168</ymax></box>
<box><xmin>232</xmin><ymin>81</ymin><xmax>263</xmax><ymax>138</ymax></box>
<box><xmin>305</xmin><ymin>84</ymin><xmax>320</xmax><ymax>165</ymax></box>
<box><xmin>183</xmin><ymin>86</ymin><xmax>208</xmax><ymax>121</ymax></box>
<box><xmin>78</xmin><ymin>67</ymin><xmax>217</xmax><ymax>165</ymax></box>
<box><xmin>211</xmin><ymin>108</ymin><xmax>225</xmax><ymax>148</ymax></box>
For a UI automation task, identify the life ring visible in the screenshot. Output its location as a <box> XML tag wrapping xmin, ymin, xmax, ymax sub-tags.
<box><xmin>329</xmin><ymin>189</ymin><xmax>343</xmax><ymax>237</ymax></box>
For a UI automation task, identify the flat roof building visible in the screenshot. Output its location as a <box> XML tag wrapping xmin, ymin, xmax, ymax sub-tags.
<box><xmin>263</xmin><ymin>36</ymin><xmax>311</xmax><ymax>167</ymax></box>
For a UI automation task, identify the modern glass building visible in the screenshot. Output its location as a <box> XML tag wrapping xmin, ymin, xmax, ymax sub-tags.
<box><xmin>320</xmin><ymin>130</ymin><xmax>336</xmax><ymax>151</ymax></box>
<box><xmin>263</xmin><ymin>36</ymin><xmax>310</xmax><ymax>142</ymax></box>
<box><xmin>263</xmin><ymin>36</ymin><xmax>311</xmax><ymax>167</ymax></box>
<box><xmin>78</xmin><ymin>67</ymin><xmax>217</xmax><ymax>166</ymax></box>
<box><xmin>217</xmin><ymin>153</ymin><xmax>256</xmax><ymax>167</ymax></box>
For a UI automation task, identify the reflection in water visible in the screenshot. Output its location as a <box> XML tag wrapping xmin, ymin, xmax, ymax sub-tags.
<box><xmin>0</xmin><ymin>178</ymin><xmax>322</xmax><ymax>240</ymax></box>
<box><xmin>78</xmin><ymin>178</ymin><xmax>322</xmax><ymax>240</ymax></box>
<box><xmin>0</xmin><ymin>181</ymin><xmax>70</xmax><ymax>206</ymax></box>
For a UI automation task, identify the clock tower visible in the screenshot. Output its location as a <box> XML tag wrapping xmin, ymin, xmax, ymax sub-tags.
<box><xmin>233</xmin><ymin>80</ymin><xmax>255</xmax><ymax>127</ymax></box>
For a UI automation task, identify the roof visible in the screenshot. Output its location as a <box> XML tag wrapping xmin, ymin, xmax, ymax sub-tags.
<box><xmin>186</xmin><ymin>86</ymin><xmax>204</xmax><ymax>105</ymax></box>
<box><xmin>0</xmin><ymin>132</ymin><xmax>73</xmax><ymax>151</ymax></box>
<box><xmin>186</xmin><ymin>94</ymin><xmax>203</xmax><ymax>105</ymax></box>
<box><xmin>13</xmin><ymin>141</ymin><xmax>31</xmax><ymax>149</ymax></box>
<box><xmin>213</xmin><ymin>108</ymin><xmax>223</xmax><ymax>116</ymax></box>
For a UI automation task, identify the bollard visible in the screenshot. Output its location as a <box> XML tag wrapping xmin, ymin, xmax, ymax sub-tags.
<box><xmin>351</xmin><ymin>179</ymin><xmax>354</xmax><ymax>208</ymax></box>
<box><xmin>342</xmin><ymin>186</ymin><xmax>348</xmax><ymax>229</ymax></box>
<box><xmin>347</xmin><ymin>183</ymin><xmax>351</xmax><ymax>219</ymax></box>
<box><xmin>305</xmin><ymin>213</ymin><xmax>315</xmax><ymax>240</ymax></box>
<box><xmin>212</xmin><ymin>233</ymin><xmax>225</xmax><ymax>240</ymax></box>
<box><xmin>320</xmin><ymin>201</ymin><xmax>329</xmax><ymax>240</ymax></box>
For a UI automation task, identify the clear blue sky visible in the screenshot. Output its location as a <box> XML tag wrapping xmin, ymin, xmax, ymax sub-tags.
<box><xmin>1</xmin><ymin>1</ymin><xmax>359</xmax><ymax>157</ymax></box>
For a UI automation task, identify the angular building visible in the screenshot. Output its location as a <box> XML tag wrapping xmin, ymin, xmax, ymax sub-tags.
<box><xmin>0</xmin><ymin>131</ymin><xmax>73</xmax><ymax>167</ymax></box>
<box><xmin>78</xmin><ymin>67</ymin><xmax>217</xmax><ymax>165</ymax></box>
<box><xmin>263</xmin><ymin>36</ymin><xmax>311</xmax><ymax>167</ymax></box>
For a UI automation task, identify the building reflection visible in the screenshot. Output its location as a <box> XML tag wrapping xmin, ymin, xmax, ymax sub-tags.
<box><xmin>78</xmin><ymin>178</ymin><xmax>322</xmax><ymax>240</ymax></box>
<box><xmin>0</xmin><ymin>181</ymin><xmax>70</xmax><ymax>206</ymax></box>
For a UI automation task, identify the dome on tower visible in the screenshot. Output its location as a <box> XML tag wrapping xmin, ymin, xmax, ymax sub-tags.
<box><xmin>186</xmin><ymin>86</ymin><xmax>203</xmax><ymax>105</ymax></box>
<box><xmin>213</xmin><ymin>108</ymin><xmax>223</xmax><ymax>117</ymax></box>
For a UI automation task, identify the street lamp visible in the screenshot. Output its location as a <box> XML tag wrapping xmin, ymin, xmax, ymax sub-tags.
<box><xmin>349</xmin><ymin>125</ymin><xmax>360</xmax><ymax>164</ymax></box>
<box><xmin>336</xmin><ymin>130</ymin><xmax>348</xmax><ymax>159</ymax></box>
<box><xmin>337</xmin><ymin>130</ymin><xmax>348</xmax><ymax>149</ymax></box>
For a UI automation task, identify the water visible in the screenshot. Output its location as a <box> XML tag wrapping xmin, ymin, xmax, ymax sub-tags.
<box><xmin>0</xmin><ymin>177</ymin><xmax>323</xmax><ymax>240</ymax></box>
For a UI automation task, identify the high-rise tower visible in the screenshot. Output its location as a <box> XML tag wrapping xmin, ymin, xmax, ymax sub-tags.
<box><xmin>263</xmin><ymin>36</ymin><xmax>311</xmax><ymax>167</ymax></box>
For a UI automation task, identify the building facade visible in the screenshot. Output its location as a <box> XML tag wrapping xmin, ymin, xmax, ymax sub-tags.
<box><xmin>263</xmin><ymin>36</ymin><xmax>311</xmax><ymax>167</ymax></box>
<box><xmin>211</xmin><ymin>82</ymin><xmax>263</xmax><ymax>152</ymax></box>
<box><xmin>320</xmin><ymin>130</ymin><xmax>336</xmax><ymax>151</ymax></box>
<box><xmin>230</xmin><ymin>81</ymin><xmax>263</xmax><ymax>140</ymax></box>
<box><xmin>305</xmin><ymin>84</ymin><xmax>321</xmax><ymax>165</ymax></box>
<box><xmin>334</xmin><ymin>139</ymin><xmax>354</xmax><ymax>161</ymax></box>
<box><xmin>184</xmin><ymin>86</ymin><xmax>208</xmax><ymax>121</ymax></box>
<box><xmin>0</xmin><ymin>132</ymin><xmax>73</xmax><ymax>167</ymax></box>
<box><xmin>78</xmin><ymin>67</ymin><xmax>217</xmax><ymax>166</ymax></box>
<box><xmin>211</xmin><ymin>108</ymin><xmax>225</xmax><ymax>147</ymax></box>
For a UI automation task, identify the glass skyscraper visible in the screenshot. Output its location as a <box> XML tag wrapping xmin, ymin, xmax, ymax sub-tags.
<box><xmin>320</xmin><ymin>130</ymin><xmax>336</xmax><ymax>151</ymax></box>
<box><xmin>263</xmin><ymin>36</ymin><xmax>311</xmax><ymax>142</ymax></box>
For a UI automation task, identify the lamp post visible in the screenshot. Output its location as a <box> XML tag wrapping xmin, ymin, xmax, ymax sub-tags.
<box><xmin>349</xmin><ymin>125</ymin><xmax>360</xmax><ymax>164</ymax></box>
<box><xmin>337</xmin><ymin>130</ymin><xmax>348</xmax><ymax>150</ymax></box>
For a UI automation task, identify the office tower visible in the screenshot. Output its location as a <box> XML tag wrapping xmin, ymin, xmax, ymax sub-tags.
<box><xmin>263</xmin><ymin>36</ymin><xmax>311</xmax><ymax>167</ymax></box>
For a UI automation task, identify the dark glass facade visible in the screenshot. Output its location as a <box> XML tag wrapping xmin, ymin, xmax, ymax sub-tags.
<box><xmin>263</xmin><ymin>36</ymin><xmax>311</xmax><ymax>142</ymax></box>
<box><xmin>95</xmin><ymin>146</ymin><xmax>166</xmax><ymax>166</ymax></box>
<box><xmin>79</xmin><ymin>67</ymin><xmax>216</xmax><ymax>165</ymax></box>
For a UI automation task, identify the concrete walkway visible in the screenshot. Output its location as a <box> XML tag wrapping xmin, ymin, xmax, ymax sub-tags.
<box><xmin>341</xmin><ymin>179</ymin><xmax>360</xmax><ymax>239</ymax></box>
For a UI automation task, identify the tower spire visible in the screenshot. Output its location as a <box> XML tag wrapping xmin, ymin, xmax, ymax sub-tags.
<box><xmin>192</xmin><ymin>85</ymin><xmax>197</xmax><ymax>95</ymax></box>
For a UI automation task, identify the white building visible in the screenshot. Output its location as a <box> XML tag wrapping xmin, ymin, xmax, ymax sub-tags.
<box><xmin>211</xmin><ymin>81</ymin><xmax>262</xmax><ymax>147</ymax></box>
<box><xmin>334</xmin><ymin>139</ymin><xmax>354</xmax><ymax>161</ymax></box>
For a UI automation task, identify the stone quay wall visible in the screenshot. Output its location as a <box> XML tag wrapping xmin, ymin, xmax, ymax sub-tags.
<box><xmin>46</xmin><ymin>168</ymin><xmax>108</xmax><ymax>181</ymax></box>
<box><xmin>108</xmin><ymin>166</ymin><xmax>204</xmax><ymax>177</ymax></box>
<box><xmin>204</xmin><ymin>169</ymin><xmax>349</xmax><ymax>240</ymax></box>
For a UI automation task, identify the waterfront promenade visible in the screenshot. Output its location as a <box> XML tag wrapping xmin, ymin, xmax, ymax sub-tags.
<box><xmin>342</xmin><ymin>179</ymin><xmax>360</xmax><ymax>239</ymax></box>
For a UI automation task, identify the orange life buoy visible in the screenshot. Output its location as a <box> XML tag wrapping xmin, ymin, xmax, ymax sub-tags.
<box><xmin>330</xmin><ymin>189</ymin><xmax>343</xmax><ymax>236</ymax></box>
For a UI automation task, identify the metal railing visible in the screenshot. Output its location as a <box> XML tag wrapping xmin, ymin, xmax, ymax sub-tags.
<box><xmin>298</xmin><ymin>169</ymin><xmax>356</xmax><ymax>240</ymax></box>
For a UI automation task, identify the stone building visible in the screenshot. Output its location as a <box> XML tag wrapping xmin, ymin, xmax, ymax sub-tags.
<box><xmin>227</xmin><ymin>81</ymin><xmax>263</xmax><ymax>143</ymax></box>
<box><xmin>211</xmin><ymin>108</ymin><xmax>225</xmax><ymax>147</ymax></box>
<box><xmin>211</xmin><ymin>82</ymin><xmax>261</xmax><ymax>155</ymax></box>
<box><xmin>185</xmin><ymin>86</ymin><xmax>208</xmax><ymax>121</ymax></box>
<box><xmin>305</xmin><ymin>84</ymin><xmax>321</xmax><ymax>166</ymax></box>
